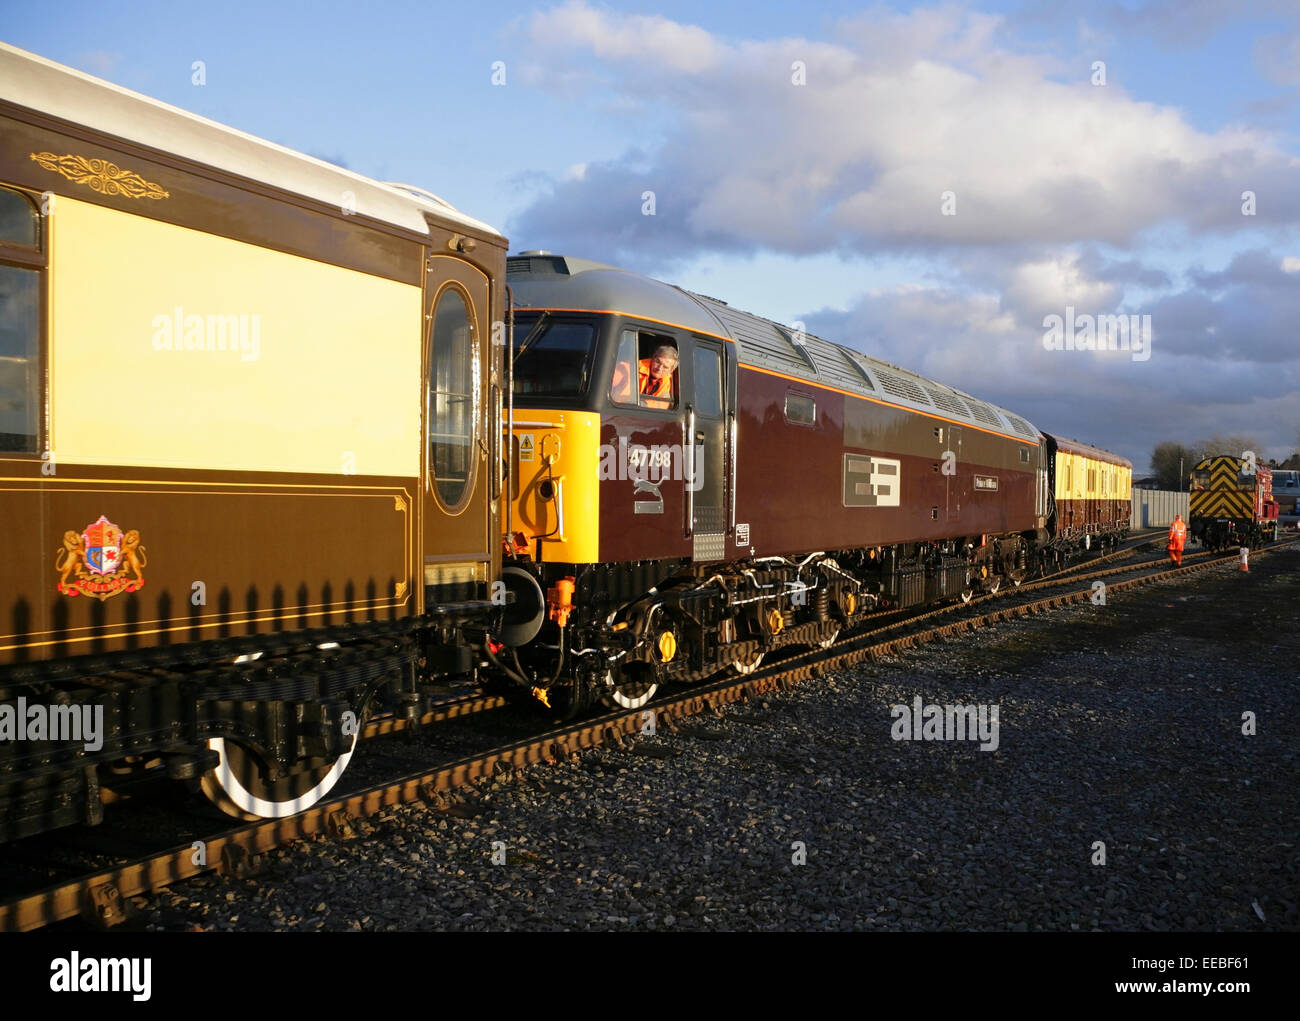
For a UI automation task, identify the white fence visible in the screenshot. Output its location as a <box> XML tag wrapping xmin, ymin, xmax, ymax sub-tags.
<box><xmin>1134</xmin><ymin>489</ymin><xmax>1189</xmax><ymax>528</ymax></box>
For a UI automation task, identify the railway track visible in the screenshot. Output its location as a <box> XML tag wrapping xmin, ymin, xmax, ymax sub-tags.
<box><xmin>4</xmin><ymin>535</ymin><xmax>1289</xmax><ymax>932</ymax></box>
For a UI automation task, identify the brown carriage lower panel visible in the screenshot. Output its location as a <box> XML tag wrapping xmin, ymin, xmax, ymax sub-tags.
<box><xmin>1056</xmin><ymin>498</ymin><xmax>1133</xmax><ymax>534</ymax></box>
<box><xmin>0</xmin><ymin>466</ymin><xmax>424</xmax><ymax>666</ymax></box>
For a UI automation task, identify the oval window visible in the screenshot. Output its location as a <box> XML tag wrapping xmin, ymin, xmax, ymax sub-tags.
<box><xmin>428</xmin><ymin>287</ymin><xmax>478</xmax><ymax>510</ymax></box>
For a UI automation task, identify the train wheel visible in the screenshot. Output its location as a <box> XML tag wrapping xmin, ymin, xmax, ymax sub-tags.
<box><xmin>199</xmin><ymin>731</ymin><xmax>358</xmax><ymax>821</ymax></box>
<box><xmin>601</xmin><ymin>667</ymin><xmax>658</xmax><ymax>711</ymax></box>
<box><xmin>816</xmin><ymin>628</ymin><xmax>840</xmax><ymax>650</ymax></box>
<box><xmin>959</xmin><ymin>588</ymin><xmax>974</xmax><ymax>604</ymax></box>
<box><xmin>732</xmin><ymin>650</ymin><xmax>764</xmax><ymax>675</ymax></box>
<box><xmin>987</xmin><ymin>578</ymin><xmax>1001</xmax><ymax>595</ymax></box>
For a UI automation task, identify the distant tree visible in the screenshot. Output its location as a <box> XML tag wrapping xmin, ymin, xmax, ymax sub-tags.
<box><xmin>1150</xmin><ymin>441</ymin><xmax>1198</xmax><ymax>490</ymax></box>
<box><xmin>1196</xmin><ymin>434</ymin><xmax>1265</xmax><ymax>462</ymax></box>
<box><xmin>1281</xmin><ymin>451</ymin><xmax>1300</xmax><ymax>470</ymax></box>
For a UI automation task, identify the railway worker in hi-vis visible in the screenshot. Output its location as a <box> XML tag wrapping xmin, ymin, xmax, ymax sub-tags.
<box><xmin>612</xmin><ymin>344</ymin><xmax>678</xmax><ymax>409</ymax></box>
<box><xmin>1167</xmin><ymin>514</ymin><xmax>1187</xmax><ymax>566</ymax></box>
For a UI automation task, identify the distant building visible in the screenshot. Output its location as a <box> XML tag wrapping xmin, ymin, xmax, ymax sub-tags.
<box><xmin>1273</xmin><ymin>470</ymin><xmax>1300</xmax><ymax>516</ymax></box>
<box><xmin>1133</xmin><ymin>476</ymin><xmax>1163</xmax><ymax>490</ymax></box>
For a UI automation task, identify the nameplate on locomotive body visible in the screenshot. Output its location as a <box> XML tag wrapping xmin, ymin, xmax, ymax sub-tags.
<box><xmin>974</xmin><ymin>474</ymin><xmax>999</xmax><ymax>492</ymax></box>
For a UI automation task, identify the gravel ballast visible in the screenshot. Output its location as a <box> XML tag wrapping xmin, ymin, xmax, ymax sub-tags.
<box><xmin>143</xmin><ymin>547</ymin><xmax>1300</xmax><ymax>931</ymax></box>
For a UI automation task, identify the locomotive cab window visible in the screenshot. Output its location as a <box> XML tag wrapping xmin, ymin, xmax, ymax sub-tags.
<box><xmin>0</xmin><ymin>186</ymin><xmax>43</xmax><ymax>454</ymax></box>
<box><xmin>428</xmin><ymin>286</ymin><xmax>479</xmax><ymax>511</ymax></box>
<box><xmin>610</xmin><ymin>329</ymin><xmax>678</xmax><ymax>410</ymax></box>
<box><xmin>512</xmin><ymin>314</ymin><xmax>597</xmax><ymax>398</ymax></box>
<box><xmin>785</xmin><ymin>392</ymin><xmax>815</xmax><ymax>425</ymax></box>
<box><xmin>694</xmin><ymin>345</ymin><xmax>722</xmax><ymax>417</ymax></box>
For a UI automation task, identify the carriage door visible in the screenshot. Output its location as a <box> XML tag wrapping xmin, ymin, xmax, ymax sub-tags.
<box><xmin>423</xmin><ymin>254</ymin><xmax>492</xmax><ymax>605</ymax></box>
<box><xmin>688</xmin><ymin>338</ymin><xmax>727</xmax><ymax>561</ymax></box>
<box><xmin>946</xmin><ymin>425</ymin><xmax>963</xmax><ymax>522</ymax></box>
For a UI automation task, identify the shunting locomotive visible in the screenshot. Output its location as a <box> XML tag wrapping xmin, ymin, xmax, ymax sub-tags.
<box><xmin>1188</xmin><ymin>455</ymin><xmax>1279</xmax><ymax>551</ymax></box>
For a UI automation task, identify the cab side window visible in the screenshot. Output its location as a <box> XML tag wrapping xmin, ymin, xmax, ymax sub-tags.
<box><xmin>609</xmin><ymin>329</ymin><xmax>678</xmax><ymax>410</ymax></box>
<box><xmin>694</xmin><ymin>346</ymin><xmax>722</xmax><ymax>417</ymax></box>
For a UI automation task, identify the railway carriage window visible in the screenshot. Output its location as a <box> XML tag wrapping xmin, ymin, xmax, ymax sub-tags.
<box><xmin>785</xmin><ymin>392</ymin><xmax>816</xmax><ymax>426</ymax></box>
<box><xmin>1019</xmin><ymin>447</ymin><xmax>1029</xmax><ymax>463</ymax></box>
<box><xmin>513</xmin><ymin>316</ymin><xmax>597</xmax><ymax>398</ymax></box>
<box><xmin>1192</xmin><ymin>470</ymin><xmax>1209</xmax><ymax>490</ymax></box>
<box><xmin>694</xmin><ymin>346</ymin><xmax>722</xmax><ymax>417</ymax></box>
<box><xmin>429</xmin><ymin>287</ymin><xmax>478</xmax><ymax>510</ymax></box>
<box><xmin>0</xmin><ymin>187</ymin><xmax>42</xmax><ymax>453</ymax></box>
<box><xmin>0</xmin><ymin>188</ymin><xmax>38</xmax><ymax>246</ymax></box>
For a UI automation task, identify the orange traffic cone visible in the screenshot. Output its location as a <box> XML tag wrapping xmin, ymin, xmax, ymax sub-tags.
<box><xmin>1239</xmin><ymin>546</ymin><xmax>1249</xmax><ymax>572</ymax></box>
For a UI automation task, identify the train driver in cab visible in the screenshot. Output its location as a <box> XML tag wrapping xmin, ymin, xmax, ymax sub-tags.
<box><xmin>612</xmin><ymin>343</ymin><xmax>678</xmax><ymax>410</ymax></box>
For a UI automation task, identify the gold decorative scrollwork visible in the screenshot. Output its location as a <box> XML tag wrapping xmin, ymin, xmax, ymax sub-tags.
<box><xmin>394</xmin><ymin>581</ymin><xmax>408</xmax><ymax>599</ymax></box>
<box><xmin>29</xmin><ymin>152</ymin><xmax>170</xmax><ymax>200</ymax></box>
<box><xmin>394</xmin><ymin>495</ymin><xmax>407</xmax><ymax>512</ymax></box>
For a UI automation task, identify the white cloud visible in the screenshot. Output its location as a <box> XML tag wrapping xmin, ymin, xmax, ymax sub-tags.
<box><xmin>525</xmin><ymin>0</ymin><xmax>725</xmax><ymax>74</ymax></box>
<box><xmin>511</xmin><ymin>3</ymin><xmax>1300</xmax><ymax>262</ymax></box>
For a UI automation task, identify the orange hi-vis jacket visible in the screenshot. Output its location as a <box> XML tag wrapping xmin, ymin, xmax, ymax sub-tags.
<box><xmin>613</xmin><ymin>359</ymin><xmax>674</xmax><ymax>409</ymax></box>
<box><xmin>637</xmin><ymin>360</ymin><xmax>673</xmax><ymax>407</ymax></box>
<box><xmin>1168</xmin><ymin>518</ymin><xmax>1187</xmax><ymax>551</ymax></box>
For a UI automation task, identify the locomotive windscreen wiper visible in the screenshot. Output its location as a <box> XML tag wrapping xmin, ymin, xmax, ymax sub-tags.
<box><xmin>512</xmin><ymin>311</ymin><xmax>550</xmax><ymax>363</ymax></box>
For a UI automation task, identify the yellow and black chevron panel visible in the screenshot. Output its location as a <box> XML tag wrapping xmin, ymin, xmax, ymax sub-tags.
<box><xmin>1190</xmin><ymin>490</ymin><xmax>1253</xmax><ymax>519</ymax></box>
<box><xmin>1201</xmin><ymin>456</ymin><xmax>1245</xmax><ymax>490</ymax></box>
<box><xmin>1190</xmin><ymin>455</ymin><xmax>1256</xmax><ymax>521</ymax></box>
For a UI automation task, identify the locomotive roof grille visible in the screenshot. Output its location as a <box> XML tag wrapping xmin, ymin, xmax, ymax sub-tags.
<box><xmin>922</xmin><ymin>384</ymin><xmax>971</xmax><ymax>419</ymax></box>
<box><xmin>963</xmin><ymin>399</ymin><xmax>1006</xmax><ymax>428</ymax></box>
<box><xmin>507</xmin><ymin>256</ymin><xmax>571</xmax><ymax>277</ymax></box>
<box><xmin>1003</xmin><ymin>414</ymin><xmax>1037</xmax><ymax>438</ymax></box>
<box><xmin>874</xmin><ymin>368</ymin><xmax>933</xmax><ymax>407</ymax></box>
<box><xmin>691</xmin><ymin>296</ymin><xmax>819</xmax><ymax>379</ymax></box>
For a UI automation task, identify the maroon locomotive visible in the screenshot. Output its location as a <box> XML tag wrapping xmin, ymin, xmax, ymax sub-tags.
<box><xmin>501</xmin><ymin>254</ymin><xmax>1129</xmax><ymax>714</ymax></box>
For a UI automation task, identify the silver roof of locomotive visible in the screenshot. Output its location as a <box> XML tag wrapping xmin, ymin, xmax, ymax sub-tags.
<box><xmin>508</xmin><ymin>254</ymin><xmax>1042</xmax><ymax>441</ymax></box>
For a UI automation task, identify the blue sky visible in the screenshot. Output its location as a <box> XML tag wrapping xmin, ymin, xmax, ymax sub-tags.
<box><xmin>4</xmin><ymin>0</ymin><xmax>1299</xmax><ymax>467</ymax></box>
